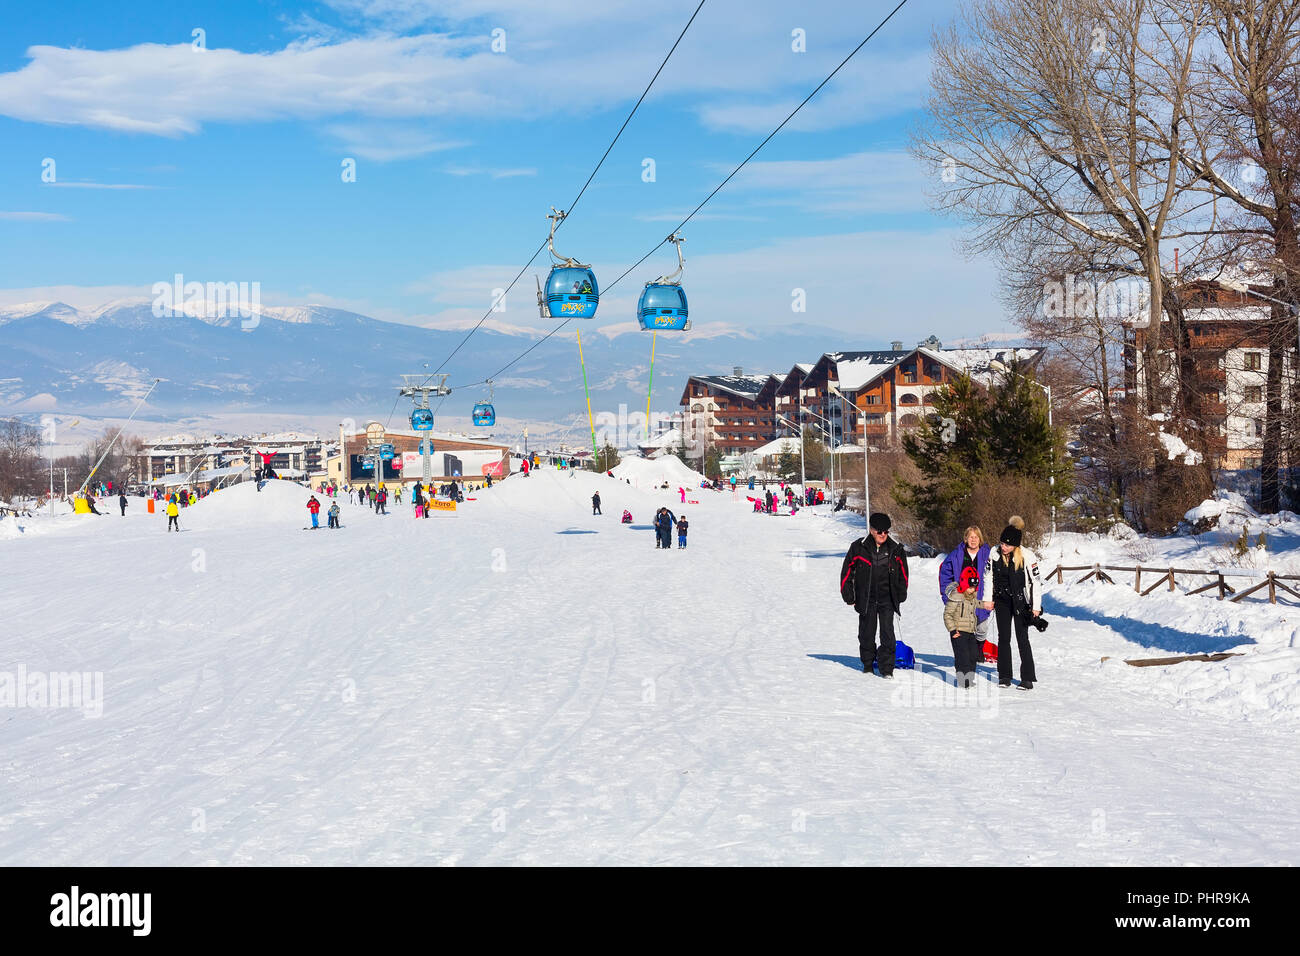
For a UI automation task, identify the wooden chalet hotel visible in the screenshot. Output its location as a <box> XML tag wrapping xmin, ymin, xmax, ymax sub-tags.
<box><xmin>679</xmin><ymin>339</ymin><xmax>1043</xmax><ymax>457</ymax></box>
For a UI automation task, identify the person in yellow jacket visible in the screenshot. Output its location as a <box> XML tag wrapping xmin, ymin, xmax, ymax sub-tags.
<box><xmin>166</xmin><ymin>498</ymin><xmax>180</xmax><ymax>531</ymax></box>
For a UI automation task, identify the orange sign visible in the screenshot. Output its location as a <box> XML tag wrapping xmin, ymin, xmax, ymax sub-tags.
<box><xmin>426</xmin><ymin>499</ymin><xmax>457</xmax><ymax>512</ymax></box>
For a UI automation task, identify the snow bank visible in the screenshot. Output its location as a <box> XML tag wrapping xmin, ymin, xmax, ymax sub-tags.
<box><xmin>181</xmin><ymin>478</ymin><xmax>313</xmax><ymax>530</ymax></box>
<box><xmin>612</xmin><ymin>454</ymin><xmax>703</xmax><ymax>489</ymax></box>
<box><xmin>1046</xmin><ymin>579</ymin><xmax>1300</xmax><ymax>723</ymax></box>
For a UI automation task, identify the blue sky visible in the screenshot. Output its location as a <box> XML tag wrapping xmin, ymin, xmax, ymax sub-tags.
<box><xmin>0</xmin><ymin>0</ymin><xmax>1009</xmax><ymax>347</ymax></box>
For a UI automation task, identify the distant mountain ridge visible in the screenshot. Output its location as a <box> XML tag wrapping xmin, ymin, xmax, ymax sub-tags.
<box><xmin>0</xmin><ymin>299</ymin><xmax>1017</xmax><ymax>424</ymax></box>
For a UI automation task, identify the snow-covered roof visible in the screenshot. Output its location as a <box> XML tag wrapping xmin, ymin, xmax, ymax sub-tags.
<box><xmin>639</xmin><ymin>428</ymin><xmax>683</xmax><ymax>450</ymax></box>
<box><xmin>826</xmin><ymin>351</ymin><xmax>901</xmax><ymax>391</ymax></box>
<box><xmin>922</xmin><ymin>346</ymin><xmax>1044</xmax><ymax>385</ymax></box>
<box><xmin>1181</xmin><ymin>305</ymin><xmax>1272</xmax><ymax>323</ymax></box>
<box><xmin>752</xmin><ymin>437</ymin><xmax>800</xmax><ymax>458</ymax></box>
<box><xmin>686</xmin><ymin>374</ymin><xmax>771</xmax><ymax>401</ymax></box>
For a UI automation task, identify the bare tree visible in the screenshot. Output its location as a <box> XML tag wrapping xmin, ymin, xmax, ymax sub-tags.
<box><xmin>914</xmin><ymin>0</ymin><xmax>1209</xmax><ymax>415</ymax></box>
<box><xmin>1179</xmin><ymin>0</ymin><xmax>1300</xmax><ymax>510</ymax></box>
<box><xmin>0</xmin><ymin>419</ymin><xmax>44</xmax><ymax>502</ymax></box>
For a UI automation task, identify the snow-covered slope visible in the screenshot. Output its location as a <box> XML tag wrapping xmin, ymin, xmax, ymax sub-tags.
<box><xmin>1</xmin><ymin>468</ymin><xmax>1296</xmax><ymax>864</ymax></box>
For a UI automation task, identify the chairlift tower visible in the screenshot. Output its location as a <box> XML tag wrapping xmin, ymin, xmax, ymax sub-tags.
<box><xmin>399</xmin><ymin>374</ymin><xmax>451</xmax><ymax>486</ymax></box>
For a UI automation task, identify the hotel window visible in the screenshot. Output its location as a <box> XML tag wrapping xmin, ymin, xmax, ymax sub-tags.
<box><xmin>1245</xmin><ymin>386</ymin><xmax>1263</xmax><ymax>403</ymax></box>
<box><xmin>1245</xmin><ymin>352</ymin><xmax>1262</xmax><ymax>371</ymax></box>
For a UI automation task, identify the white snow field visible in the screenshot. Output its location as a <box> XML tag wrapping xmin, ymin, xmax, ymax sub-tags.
<box><xmin>1</xmin><ymin>469</ymin><xmax>1297</xmax><ymax>866</ymax></box>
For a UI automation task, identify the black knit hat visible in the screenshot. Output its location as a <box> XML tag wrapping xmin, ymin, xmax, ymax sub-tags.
<box><xmin>1000</xmin><ymin>524</ymin><xmax>1023</xmax><ymax>547</ymax></box>
<box><xmin>869</xmin><ymin>512</ymin><xmax>891</xmax><ymax>533</ymax></box>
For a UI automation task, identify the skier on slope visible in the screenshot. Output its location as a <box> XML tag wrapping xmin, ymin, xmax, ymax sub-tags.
<box><xmin>677</xmin><ymin>514</ymin><xmax>689</xmax><ymax>549</ymax></box>
<box><xmin>328</xmin><ymin>501</ymin><xmax>341</xmax><ymax>529</ymax></box>
<box><xmin>839</xmin><ymin>512</ymin><xmax>909</xmax><ymax>679</ymax></box>
<box><xmin>592</xmin><ymin>492</ymin><xmax>601</xmax><ymax>515</ymax></box>
<box><xmin>119</xmin><ymin>492</ymin><xmax>128</xmax><ymax>517</ymax></box>
<box><xmin>307</xmin><ymin>495</ymin><xmax>321</xmax><ymax>529</ymax></box>
<box><xmin>165</xmin><ymin>497</ymin><xmax>180</xmax><ymax>531</ymax></box>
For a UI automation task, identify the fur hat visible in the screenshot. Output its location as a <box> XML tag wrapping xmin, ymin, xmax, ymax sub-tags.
<box><xmin>1000</xmin><ymin>515</ymin><xmax>1025</xmax><ymax>548</ymax></box>
<box><xmin>869</xmin><ymin>512</ymin><xmax>891</xmax><ymax>533</ymax></box>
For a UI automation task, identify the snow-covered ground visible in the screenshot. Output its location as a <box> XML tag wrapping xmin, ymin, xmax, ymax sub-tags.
<box><xmin>0</xmin><ymin>468</ymin><xmax>1296</xmax><ymax>865</ymax></box>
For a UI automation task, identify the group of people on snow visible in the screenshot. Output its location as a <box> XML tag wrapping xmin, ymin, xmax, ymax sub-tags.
<box><xmin>840</xmin><ymin>513</ymin><xmax>1045</xmax><ymax>689</ymax></box>
<box><xmin>652</xmin><ymin>507</ymin><xmax>687</xmax><ymax>549</ymax></box>
<box><xmin>306</xmin><ymin>495</ymin><xmax>342</xmax><ymax>529</ymax></box>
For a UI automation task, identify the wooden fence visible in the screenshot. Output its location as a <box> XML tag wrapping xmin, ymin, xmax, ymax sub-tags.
<box><xmin>1047</xmin><ymin>564</ymin><xmax>1300</xmax><ymax>604</ymax></box>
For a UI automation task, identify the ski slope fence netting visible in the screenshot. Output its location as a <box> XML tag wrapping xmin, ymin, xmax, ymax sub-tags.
<box><xmin>1048</xmin><ymin>564</ymin><xmax>1300</xmax><ymax>605</ymax></box>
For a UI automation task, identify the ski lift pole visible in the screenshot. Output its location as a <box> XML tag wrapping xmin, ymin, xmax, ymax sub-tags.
<box><xmin>645</xmin><ymin>331</ymin><xmax>658</xmax><ymax>452</ymax></box>
<box><xmin>576</xmin><ymin>326</ymin><xmax>599</xmax><ymax>467</ymax></box>
<box><xmin>78</xmin><ymin>378</ymin><xmax>160</xmax><ymax>495</ymax></box>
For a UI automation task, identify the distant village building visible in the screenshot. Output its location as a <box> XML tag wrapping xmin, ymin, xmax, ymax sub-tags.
<box><xmin>142</xmin><ymin>432</ymin><xmax>323</xmax><ymax>483</ymax></box>
<box><xmin>333</xmin><ymin>428</ymin><xmax>511</xmax><ymax>485</ymax></box>
<box><xmin>1126</xmin><ymin>278</ymin><xmax>1293</xmax><ymax>470</ymax></box>
<box><xmin>675</xmin><ymin>343</ymin><xmax>1044</xmax><ymax>458</ymax></box>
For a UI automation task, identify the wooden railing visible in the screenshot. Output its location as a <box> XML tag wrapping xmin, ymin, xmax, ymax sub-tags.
<box><xmin>1047</xmin><ymin>564</ymin><xmax>1300</xmax><ymax>604</ymax></box>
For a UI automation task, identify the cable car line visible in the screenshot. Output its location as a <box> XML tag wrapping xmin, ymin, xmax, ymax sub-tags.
<box><xmin>399</xmin><ymin>0</ymin><xmax>709</xmax><ymax>422</ymax></box>
<box><xmin>440</xmin><ymin>0</ymin><xmax>911</xmax><ymax>406</ymax></box>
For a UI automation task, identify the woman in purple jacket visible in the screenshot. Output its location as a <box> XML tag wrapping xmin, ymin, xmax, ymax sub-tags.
<box><xmin>939</xmin><ymin>526</ymin><xmax>991</xmax><ymax>685</ymax></box>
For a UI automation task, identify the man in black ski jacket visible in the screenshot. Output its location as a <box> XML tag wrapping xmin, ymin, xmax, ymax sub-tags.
<box><xmin>592</xmin><ymin>492</ymin><xmax>601</xmax><ymax>515</ymax></box>
<box><xmin>839</xmin><ymin>512</ymin><xmax>909</xmax><ymax>678</ymax></box>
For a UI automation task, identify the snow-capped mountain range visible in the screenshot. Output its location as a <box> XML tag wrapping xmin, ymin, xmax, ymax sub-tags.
<box><xmin>0</xmin><ymin>298</ymin><xmax>1011</xmax><ymax>426</ymax></box>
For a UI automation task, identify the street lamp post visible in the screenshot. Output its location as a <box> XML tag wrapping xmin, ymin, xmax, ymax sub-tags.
<box><xmin>828</xmin><ymin>384</ymin><xmax>867</xmax><ymax>521</ymax></box>
<box><xmin>990</xmin><ymin>360</ymin><xmax>1055</xmax><ymax>539</ymax></box>
<box><xmin>799</xmin><ymin>404</ymin><xmax>838</xmax><ymax>497</ymax></box>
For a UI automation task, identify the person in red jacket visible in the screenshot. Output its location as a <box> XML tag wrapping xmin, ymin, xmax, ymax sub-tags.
<box><xmin>307</xmin><ymin>495</ymin><xmax>321</xmax><ymax>529</ymax></box>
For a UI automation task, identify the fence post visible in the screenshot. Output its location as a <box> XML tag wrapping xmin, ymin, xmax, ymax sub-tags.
<box><xmin>1134</xmin><ymin>564</ymin><xmax>1141</xmax><ymax>593</ymax></box>
<box><xmin>1056</xmin><ymin>566</ymin><xmax>1064</xmax><ymax>584</ymax></box>
<box><xmin>1269</xmin><ymin>572</ymin><xmax>1276</xmax><ymax>604</ymax></box>
<box><xmin>1217</xmin><ymin>572</ymin><xmax>1225</xmax><ymax>600</ymax></box>
<box><xmin>1168</xmin><ymin>568</ymin><xmax>1175</xmax><ymax>592</ymax></box>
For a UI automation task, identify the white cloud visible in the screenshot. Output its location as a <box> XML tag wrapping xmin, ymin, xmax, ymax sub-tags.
<box><xmin>45</xmin><ymin>181</ymin><xmax>157</xmax><ymax>190</ymax></box>
<box><xmin>0</xmin><ymin>211</ymin><xmax>70</xmax><ymax>221</ymax></box>
<box><xmin>324</xmin><ymin>123</ymin><xmax>469</xmax><ymax>161</ymax></box>
<box><xmin>694</xmin><ymin>52</ymin><xmax>931</xmax><ymax>133</ymax></box>
<box><xmin>714</xmin><ymin>150</ymin><xmax>931</xmax><ymax>214</ymax></box>
<box><xmin>444</xmin><ymin>164</ymin><xmax>537</xmax><ymax>178</ymax></box>
<box><xmin>0</xmin><ymin>7</ymin><xmax>932</xmax><ymax>138</ymax></box>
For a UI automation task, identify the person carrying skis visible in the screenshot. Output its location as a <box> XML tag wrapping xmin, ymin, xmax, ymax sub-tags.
<box><xmin>166</xmin><ymin>497</ymin><xmax>180</xmax><ymax>531</ymax></box>
<box><xmin>307</xmin><ymin>495</ymin><xmax>321</xmax><ymax>528</ymax></box>
<box><xmin>839</xmin><ymin>512</ymin><xmax>909</xmax><ymax>679</ymax></box>
<box><xmin>328</xmin><ymin>501</ymin><xmax>341</xmax><ymax>529</ymax></box>
<box><xmin>119</xmin><ymin>492</ymin><xmax>128</xmax><ymax>516</ymax></box>
<box><xmin>940</xmin><ymin>526</ymin><xmax>991</xmax><ymax>687</ymax></box>
<box><xmin>677</xmin><ymin>514</ymin><xmax>689</xmax><ymax>549</ymax></box>
<box><xmin>592</xmin><ymin>492</ymin><xmax>602</xmax><ymax>515</ymax></box>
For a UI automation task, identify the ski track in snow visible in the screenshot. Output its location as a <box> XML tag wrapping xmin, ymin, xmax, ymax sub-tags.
<box><xmin>0</xmin><ymin>473</ymin><xmax>1297</xmax><ymax>865</ymax></box>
